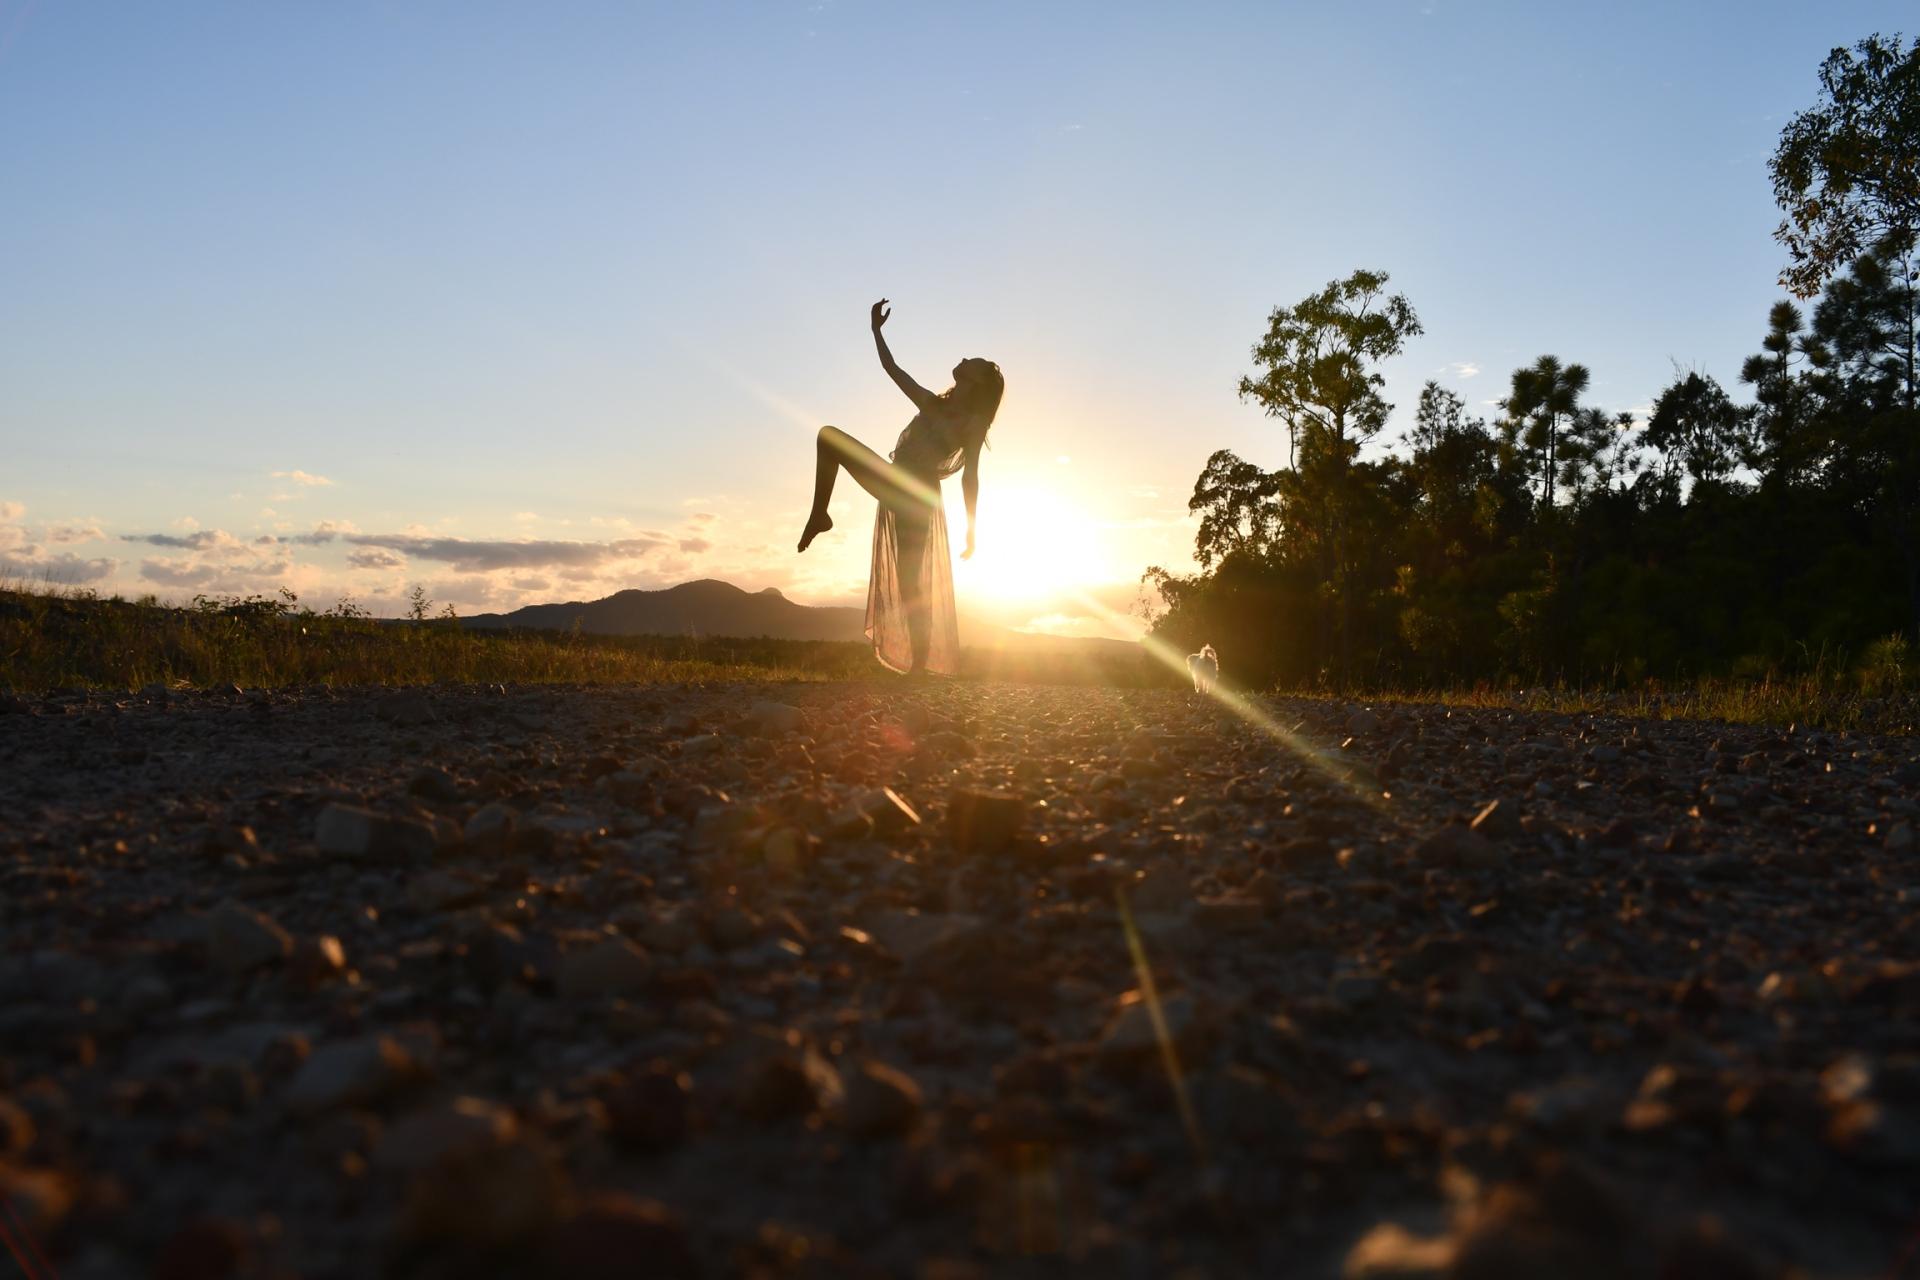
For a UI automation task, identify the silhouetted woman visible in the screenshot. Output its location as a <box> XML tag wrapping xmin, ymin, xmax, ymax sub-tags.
<box><xmin>797</xmin><ymin>299</ymin><xmax>1004</xmax><ymax>675</ymax></box>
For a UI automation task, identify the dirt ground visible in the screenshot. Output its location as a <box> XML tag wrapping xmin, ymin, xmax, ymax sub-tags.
<box><xmin>1</xmin><ymin>680</ymin><xmax>1916</xmax><ymax>1278</ymax></box>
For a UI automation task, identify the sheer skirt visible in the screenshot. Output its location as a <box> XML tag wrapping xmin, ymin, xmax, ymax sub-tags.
<box><xmin>865</xmin><ymin>490</ymin><xmax>960</xmax><ymax>675</ymax></box>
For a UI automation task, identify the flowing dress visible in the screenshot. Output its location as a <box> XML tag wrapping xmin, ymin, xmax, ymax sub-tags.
<box><xmin>865</xmin><ymin>408</ymin><xmax>965</xmax><ymax>674</ymax></box>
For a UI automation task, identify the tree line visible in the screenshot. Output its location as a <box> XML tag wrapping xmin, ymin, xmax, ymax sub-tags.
<box><xmin>1146</xmin><ymin>34</ymin><xmax>1919</xmax><ymax>691</ymax></box>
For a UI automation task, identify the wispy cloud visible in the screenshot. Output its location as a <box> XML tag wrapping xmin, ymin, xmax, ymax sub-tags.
<box><xmin>347</xmin><ymin>549</ymin><xmax>405</xmax><ymax>571</ymax></box>
<box><xmin>46</xmin><ymin>523</ymin><xmax>104</xmax><ymax>544</ymax></box>
<box><xmin>122</xmin><ymin>530</ymin><xmax>248</xmax><ymax>551</ymax></box>
<box><xmin>1</xmin><ymin>551</ymin><xmax>118</xmax><ymax>583</ymax></box>
<box><xmin>271</xmin><ymin>470</ymin><xmax>334</xmax><ymax>487</ymax></box>
<box><xmin>339</xmin><ymin>533</ymin><xmax>670</xmax><ymax>573</ymax></box>
<box><xmin>1451</xmin><ymin>362</ymin><xmax>1480</xmax><ymax>379</ymax></box>
<box><xmin>0</xmin><ymin>505</ymin><xmax>118</xmax><ymax>581</ymax></box>
<box><xmin>678</xmin><ymin>537</ymin><xmax>711</xmax><ymax>554</ymax></box>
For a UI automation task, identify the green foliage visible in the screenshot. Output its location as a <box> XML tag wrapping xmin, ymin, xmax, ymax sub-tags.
<box><xmin>1859</xmin><ymin>632</ymin><xmax>1912</xmax><ymax>694</ymax></box>
<box><xmin>1770</xmin><ymin>33</ymin><xmax>1920</xmax><ymax>299</ymax></box>
<box><xmin>1501</xmin><ymin>355</ymin><xmax>1590</xmax><ymax>509</ymax></box>
<box><xmin>1154</xmin><ymin>251</ymin><xmax>1920</xmax><ymax>698</ymax></box>
<box><xmin>1238</xmin><ymin>268</ymin><xmax>1423</xmax><ymax>465</ymax></box>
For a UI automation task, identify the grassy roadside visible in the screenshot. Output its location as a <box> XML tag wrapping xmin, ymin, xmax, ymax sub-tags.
<box><xmin>8</xmin><ymin>584</ymin><xmax>1912</xmax><ymax>731</ymax></box>
<box><xmin>0</xmin><ymin>585</ymin><xmax>1168</xmax><ymax>692</ymax></box>
<box><xmin>0</xmin><ymin>587</ymin><xmax>877</xmax><ymax>691</ymax></box>
<box><xmin>1322</xmin><ymin>680</ymin><xmax>1919</xmax><ymax>736</ymax></box>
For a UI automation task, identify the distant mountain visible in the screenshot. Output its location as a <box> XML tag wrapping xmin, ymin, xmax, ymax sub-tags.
<box><xmin>461</xmin><ymin>578</ymin><xmax>1139</xmax><ymax>656</ymax></box>
<box><xmin>462</xmin><ymin>579</ymin><xmax>866</xmax><ymax>642</ymax></box>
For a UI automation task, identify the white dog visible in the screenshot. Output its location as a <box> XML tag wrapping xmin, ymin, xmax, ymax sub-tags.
<box><xmin>1187</xmin><ymin>644</ymin><xmax>1219</xmax><ymax>694</ymax></box>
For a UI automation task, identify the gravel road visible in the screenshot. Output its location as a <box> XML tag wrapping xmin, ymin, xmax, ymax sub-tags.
<box><xmin>1</xmin><ymin>681</ymin><xmax>1916</xmax><ymax>1278</ymax></box>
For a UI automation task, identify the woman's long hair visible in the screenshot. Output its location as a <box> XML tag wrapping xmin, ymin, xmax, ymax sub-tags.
<box><xmin>942</xmin><ymin>358</ymin><xmax>1004</xmax><ymax>447</ymax></box>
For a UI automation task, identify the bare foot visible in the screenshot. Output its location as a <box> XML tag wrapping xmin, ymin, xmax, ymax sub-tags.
<box><xmin>796</xmin><ymin>511</ymin><xmax>833</xmax><ymax>553</ymax></box>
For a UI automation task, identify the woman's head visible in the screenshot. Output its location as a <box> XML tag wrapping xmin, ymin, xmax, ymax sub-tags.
<box><xmin>944</xmin><ymin>357</ymin><xmax>1004</xmax><ymax>437</ymax></box>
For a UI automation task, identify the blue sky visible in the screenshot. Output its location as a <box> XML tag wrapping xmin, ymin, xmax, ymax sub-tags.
<box><xmin>0</xmin><ymin>1</ymin><xmax>1908</xmax><ymax>633</ymax></box>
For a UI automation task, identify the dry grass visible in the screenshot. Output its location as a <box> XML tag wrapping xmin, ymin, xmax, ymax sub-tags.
<box><xmin>12</xmin><ymin>583</ymin><xmax>1908</xmax><ymax>731</ymax></box>
<box><xmin>0</xmin><ymin>585</ymin><xmax>875</xmax><ymax>692</ymax></box>
<box><xmin>1335</xmin><ymin>679</ymin><xmax>1920</xmax><ymax>736</ymax></box>
<box><xmin>0</xmin><ymin>583</ymin><xmax>1166</xmax><ymax>692</ymax></box>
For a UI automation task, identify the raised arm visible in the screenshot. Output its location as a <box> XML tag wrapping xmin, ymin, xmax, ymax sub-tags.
<box><xmin>870</xmin><ymin>299</ymin><xmax>937</xmax><ymax>412</ymax></box>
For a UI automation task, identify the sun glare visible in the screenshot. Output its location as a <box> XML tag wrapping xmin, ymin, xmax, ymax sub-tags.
<box><xmin>954</xmin><ymin>484</ymin><xmax>1112</xmax><ymax>604</ymax></box>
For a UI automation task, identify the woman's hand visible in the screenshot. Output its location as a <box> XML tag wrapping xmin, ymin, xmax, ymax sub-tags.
<box><xmin>870</xmin><ymin>298</ymin><xmax>890</xmax><ymax>332</ymax></box>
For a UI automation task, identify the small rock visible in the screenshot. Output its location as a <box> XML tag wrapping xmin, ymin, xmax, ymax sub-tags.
<box><xmin>556</xmin><ymin>938</ymin><xmax>653</xmax><ymax>1000</ymax></box>
<box><xmin>540</xmin><ymin>1194</ymin><xmax>698</xmax><ymax>1279</ymax></box>
<box><xmin>1886</xmin><ymin>821</ymin><xmax>1915</xmax><ymax>854</ymax></box>
<box><xmin>922</xmin><ymin>730</ymin><xmax>977</xmax><ymax>758</ymax></box>
<box><xmin>947</xmin><ymin>789</ymin><xmax>1025</xmax><ymax>855</ymax></box>
<box><xmin>315</xmin><ymin>803</ymin><xmax>437</xmax><ymax>862</ymax></box>
<box><xmin>1469</xmin><ymin>799</ymin><xmax>1524</xmax><ymax>841</ymax></box>
<box><xmin>1329</xmin><ymin>970</ymin><xmax>1385</xmax><ymax>1009</ymax></box>
<box><xmin>120</xmin><ymin>971</ymin><xmax>174</xmax><ymax>1015</ymax></box>
<box><xmin>750</xmin><ymin>700</ymin><xmax>805</xmax><ymax>736</ymax></box>
<box><xmin>633</xmin><ymin>910</ymin><xmax>699</xmax><ymax>956</ymax></box>
<box><xmin>0</xmin><ymin>1165</ymin><xmax>71</xmax><ymax>1236</ymax></box>
<box><xmin>400</xmin><ymin>1136</ymin><xmax>569</xmax><ymax>1247</ymax></box>
<box><xmin>374</xmin><ymin>1096</ymin><xmax>518</xmax><ymax>1173</ymax></box>
<box><xmin>379</xmin><ymin>692</ymin><xmax>438</xmax><ymax>726</ymax></box>
<box><xmin>1343</xmin><ymin>1221</ymin><xmax>1454</xmax><ymax>1278</ymax></box>
<box><xmin>866</xmin><ymin>911</ymin><xmax>986</xmax><ymax>964</ymax></box>
<box><xmin>1347</xmin><ymin>708</ymin><xmax>1381</xmax><ymax>736</ymax></box>
<box><xmin>407</xmin><ymin>766</ymin><xmax>463</xmax><ymax>803</ymax></box>
<box><xmin>289</xmin><ymin>935</ymin><xmax>347</xmax><ymax>987</ymax></box>
<box><xmin>842</xmin><ymin>1060</ymin><xmax>923</xmax><ymax>1139</ymax></box>
<box><xmin>1130</xmin><ymin>863</ymin><xmax>1191</xmax><ymax>914</ymax></box>
<box><xmin>0</xmin><ymin>1098</ymin><xmax>35</xmax><ymax>1157</ymax></box>
<box><xmin>739</xmin><ymin>1049</ymin><xmax>842</xmax><ymax>1122</ymax></box>
<box><xmin>201</xmin><ymin>900</ymin><xmax>292</xmax><ymax>973</ymax></box>
<box><xmin>604</xmin><ymin>1065</ymin><xmax>692</xmax><ymax>1152</ymax></box>
<box><xmin>599</xmin><ymin>771</ymin><xmax>654</xmax><ymax>808</ymax></box>
<box><xmin>1414</xmin><ymin>823</ymin><xmax>1498</xmax><ymax>869</ymax></box>
<box><xmin>830</xmin><ymin>787</ymin><xmax>921</xmax><ymax>838</ymax></box>
<box><xmin>408</xmin><ymin>869</ymin><xmax>483</xmax><ymax>912</ymax></box>
<box><xmin>1098</xmin><ymin>989</ymin><xmax>1200</xmax><ymax>1061</ymax></box>
<box><xmin>707</xmin><ymin>906</ymin><xmax>759</xmax><ymax>951</ymax></box>
<box><xmin>285</xmin><ymin>1035</ymin><xmax>423</xmax><ymax>1113</ymax></box>
<box><xmin>1595</xmin><ymin>816</ymin><xmax>1637</xmax><ymax>848</ymax></box>
<box><xmin>1192</xmin><ymin>896</ymin><xmax>1265</xmax><ymax>933</ymax></box>
<box><xmin>463</xmin><ymin>802</ymin><xmax>518</xmax><ymax>849</ymax></box>
<box><xmin>152</xmin><ymin>1218</ymin><xmax>251</xmax><ymax>1280</ymax></box>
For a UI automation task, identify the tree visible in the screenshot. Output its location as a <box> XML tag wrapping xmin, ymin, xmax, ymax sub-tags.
<box><xmin>1809</xmin><ymin>239</ymin><xmax>1918</xmax><ymax>412</ymax></box>
<box><xmin>1740</xmin><ymin>300</ymin><xmax>1819</xmax><ymax>482</ymax></box>
<box><xmin>1236</xmin><ymin>269</ymin><xmax>1422</xmax><ymax>683</ymax></box>
<box><xmin>1238</xmin><ymin>269</ymin><xmax>1423</xmax><ymax>466</ymax></box>
<box><xmin>1770</xmin><ymin>35</ymin><xmax>1920</xmax><ymax>300</ymax></box>
<box><xmin>1188</xmin><ymin>449</ymin><xmax>1281</xmax><ymax>569</ymax></box>
<box><xmin>1502</xmin><ymin>355</ymin><xmax>1591</xmax><ymax>510</ymax></box>
<box><xmin>1646</xmin><ymin>372</ymin><xmax>1750</xmax><ymax>486</ymax></box>
<box><xmin>1561</xmin><ymin>407</ymin><xmax>1644</xmax><ymax>499</ymax></box>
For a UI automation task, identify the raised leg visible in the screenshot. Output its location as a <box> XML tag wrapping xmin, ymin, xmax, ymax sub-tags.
<box><xmin>799</xmin><ymin>426</ymin><xmax>920</xmax><ymax>552</ymax></box>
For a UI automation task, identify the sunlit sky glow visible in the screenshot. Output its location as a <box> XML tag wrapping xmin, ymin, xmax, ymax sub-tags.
<box><xmin>1</xmin><ymin>2</ymin><xmax>1906</xmax><ymax>638</ymax></box>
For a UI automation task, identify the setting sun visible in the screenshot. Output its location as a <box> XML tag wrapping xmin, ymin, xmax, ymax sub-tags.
<box><xmin>953</xmin><ymin>482</ymin><xmax>1114</xmax><ymax>606</ymax></box>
